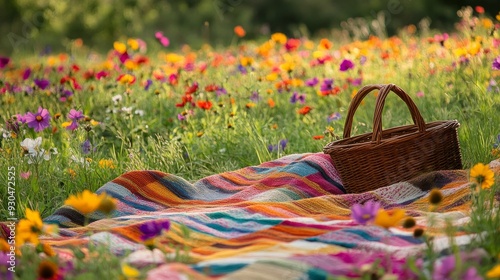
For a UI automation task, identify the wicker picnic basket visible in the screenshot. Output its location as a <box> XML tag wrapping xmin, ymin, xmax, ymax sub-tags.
<box><xmin>323</xmin><ymin>84</ymin><xmax>462</xmax><ymax>193</ymax></box>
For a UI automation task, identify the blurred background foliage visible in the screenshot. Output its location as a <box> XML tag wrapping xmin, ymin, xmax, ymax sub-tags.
<box><xmin>0</xmin><ymin>0</ymin><xmax>498</xmax><ymax>54</ymax></box>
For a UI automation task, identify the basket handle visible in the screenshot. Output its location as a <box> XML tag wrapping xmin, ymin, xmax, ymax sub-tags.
<box><xmin>343</xmin><ymin>84</ymin><xmax>426</xmax><ymax>143</ymax></box>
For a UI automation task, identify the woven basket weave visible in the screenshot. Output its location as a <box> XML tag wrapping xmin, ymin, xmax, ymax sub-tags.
<box><xmin>323</xmin><ymin>84</ymin><xmax>462</xmax><ymax>193</ymax></box>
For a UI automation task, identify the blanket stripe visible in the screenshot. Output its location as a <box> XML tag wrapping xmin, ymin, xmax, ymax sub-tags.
<box><xmin>31</xmin><ymin>154</ymin><xmax>500</xmax><ymax>278</ymax></box>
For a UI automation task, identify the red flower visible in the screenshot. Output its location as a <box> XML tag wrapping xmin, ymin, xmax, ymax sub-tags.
<box><xmin>312</xmin><ymin>135</ymin><xmax>324</xmax><ymax>140</ymax></box>
<box><xmin>197</xmin><ymin>100</ymin><xmax>212</xmax><ymax>110</ymax></box>
<box><xmin>298</xmin><ymin>106</ymin><xmax>312</xmax><ymax>115</ymax></box>
<box><xmin>205</xmin><ymin>84</ymin><xmax>219</xmax><ymax>92</ymax></box>
<box><xmin>71</xmin><ymin>64</ymin><xmax>80</xmax><ymax>72</ymax></box>
<box><xmin>185</xmin><ymin>82</ymin><xmax>198</xmax><ymax>95</ymax></box>
<box><xmin>475</xmin><ymin>6</ymin><xmax>484</xmax><ymax>14</ymax></box>
<box><xmin>83</xmin><ymin>69</ymin><xmax>95</xmax><ymax>80</ymax></box>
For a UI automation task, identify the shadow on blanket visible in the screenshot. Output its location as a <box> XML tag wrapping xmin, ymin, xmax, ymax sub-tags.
<box><xmin>6</xmin><ymin>153</ymin><xmax>500</xmax><ymax>279</ymax></box>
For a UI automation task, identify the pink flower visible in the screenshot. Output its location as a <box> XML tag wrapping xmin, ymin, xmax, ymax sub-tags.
<box><xmin>25</xmin><ymin>107</ymin><xmax>51</xmax><ymax>132</ymax></box>
<box><xmin>155</xmin><ymin>31</ymin><xmax>170</xmax><ymax>47</ymax></box>
<box><xmin>20</xmin><ymin>171</ymin><xmax>31</xmax><ymax>180</ymax></box>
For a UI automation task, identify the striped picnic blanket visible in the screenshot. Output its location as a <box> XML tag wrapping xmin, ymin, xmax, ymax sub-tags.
<box><xmin>36</xmin><ymin>154</ymin><xmax>500</xmax><ymax>278</ymax></box>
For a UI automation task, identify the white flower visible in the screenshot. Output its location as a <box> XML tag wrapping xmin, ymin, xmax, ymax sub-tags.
<box><xmin>21</xmin><ymin>137</ymin><xmax>42</xmax><ymax>155</ymax></box>
<box><xmin>134</xmin><ymin>109</ymin><xmax>145</xmax><ymax>117</ymax></box>
<box><xmin>112</xmin><ymin>94</ymin><xmax>123</xmax><ymax>104</ymax></box>
<box><xmin>2</xmin><ymin>129</ymin><xmax>11</xmax><ymax>139</ymax></box>
<box><xmin>121</xmin><ymin>107</ymin><xmax>133</xmax><ymax>114</ymax></box>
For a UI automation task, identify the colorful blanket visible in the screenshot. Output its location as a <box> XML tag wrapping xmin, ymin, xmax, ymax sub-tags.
<box><xmin>20</xmin><ymin>154</ymin><xmax>500</xmax><ymax>278</ymax></box>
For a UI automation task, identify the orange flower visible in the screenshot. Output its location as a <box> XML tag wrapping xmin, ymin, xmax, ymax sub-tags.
<box><xmin>267</xmin><ymin>98</ymin><xmax>275</xmax><ymax>108</ymax></box>
<box><xmin>117</xmin><ymin>74</ymin><xmax>136</xmax><ymax>85</ymax></box>
<box><xmin>312</xmin><ymin>135</ymin><xmax>324</xmax><ymax>140</ymax></box>
<box><xmin>318</xmin><ymin>38</ymin><xmax>333</xmax><ymax>50</ymax></box>
<box><xmin>298</xmin><ymin>106</ymin><xmax>312</xmax><ymax>115</ymax></box>
<box><xmin>234</xmin><ymin>25</ymin><xmax>246</xmax><ymax>37</ymax></box>
<box><xmin>197</xmin><ymin>100</ymin><xmax>213</xmax><ymax>110</ymax></box>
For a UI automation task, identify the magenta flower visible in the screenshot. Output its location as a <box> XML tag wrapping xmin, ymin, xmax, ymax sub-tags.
<box><xmin>305</xmin><ymin>77</ymin><xmax>319</xmax><ymax>87</ymax></box>
<box><xmin>22</xmin><ymin>68</ymin><xmax>31</xmax><ymax>80</ymax></box>
<box><xmin>34</xmin><ymin>79</ymin><xmax>50</xmax><ymax>90</ymax></box>
<box><xmin>177</xmin><ymin>114</ymin><xmax>186</xmax><ymax>121</ymax></box>
<box><xmin>155</xmin><ymin>31</ymin><xmax>170</xmax><ymax>47</ymax></box>
<box><xmin>25</xmin><ymin>107</ymin><xmax>51</xmax><ymax>132</ymax></box>
<box><xmin>339</xmin><ymin>59</ymin><xmax>355</xmax><ymax>71</ymax></box>
<box><xmin>492</xmin><ymin>56</ymin><xmax>500</xmax><ymax>70</ymax></box>
<box><xmin>0</xmin><ymin>252</ymin><xmax>14</xmax><ymax>280</ymax></box>
<box><xmin>139</xmin><ymin>220</ymin><xmax>171</xmax><ymax>241</ymax></box>
<box><xmin>66</xmin><ymin>109</ymin><xmax>84</xmax><ymax>131</ymax></box>
<box><xmin>0</xmin><ymin>57</ymin><xmax>10</xmax><ymax>69</ymax></box>
<box><xmin>351</xmin><ymin>200</ymin><xmax>380</xmax><ymax>225</ymax></box>
<box><xmin>95</xmin><ymin>71</ymin><xmax>109</xmax><ymax>80</ymax></box>
<box><xmin>433</xmin><ymin>250</ymin><xmax>486</xmax><ymax>280</ymax></box>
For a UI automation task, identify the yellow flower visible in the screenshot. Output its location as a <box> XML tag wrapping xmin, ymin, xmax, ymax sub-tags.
<box><xmin>16</xmin><ymin>209</ymin><xmax>57</xmax><ymax>246</ymax></box>
<box><xmin>271</xmin><ymin>32</ymin><xmax>287</xmax><ymax>44</ymax></box>
<box><xmin>124</xmin><ymin>60</ymin><xmax>138</xmax><ymax>70</ymax></box>
<box><xmin>266</xmin><ymin>72</ymin><xmax>278</xmax><ymax>81</ymax></box>
<box><xmin>64</xmin><ymin>190</ymin><xmax>104</xmax><ymax>215</ymax></box>
<box><xmin>127</xmin><ymin>38</ymin><xmax>139</xmax><ymax>50</ymax></box>
<box><xmin>164</xmin><ymin>53</ymin><xmax>184</xmax><ymax>64</ymax></box>
<box><xmin>240</xmin><ymin>56</ymin><xmax>254</xmax><ymax>67</ymax></box>
<box><xmin>67</xmin><ymin>168</ymin><xmax>76</xmax><ymax>178</ymax></box>
<box><xmin>61</xmin><ymin>121</ymin><xmax>71</xmax><ymax>128</ymax></box>
<box><xmin>90</xmin><ymin>119</ymin><xmax>100</xmax><ymax>126</ymax></box>
<box><xmin>114</xmin><ymin>41</ymin><xmax>127</xmax><ymax>54</ymax></box>
<box><xmin>99</xmin><ymin>159</ymin><xmax>116</xmax><ymax>169</ymax></box>
<box><xmin>470</xmin><ymin>163</ymin><xmax>495</xmax><ymax>189</ymax></box>
<box><xmin>122</xmin><ymin>263</ymin><xmax>140</xmax><ymax>278</ymax></box>
<box><xmin>280</xmin><ymin>61</ymin><xmax>295</xmax><ymax>72</ymax></box>
<box><xmin>373</xmin><ymin>208</ymin><xmax>406</xmax><ymax>229</ymax></box>
<box><xmin>486</xmin><ymin>264</ymin><xmax>500</xmax><ymax>278</ymax></box>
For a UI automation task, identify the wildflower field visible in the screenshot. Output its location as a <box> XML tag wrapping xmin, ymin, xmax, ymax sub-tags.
<box><xmin>1</xmin><ymin>6</ymin><xmax>500</xmax><ymax>280</ymax></box>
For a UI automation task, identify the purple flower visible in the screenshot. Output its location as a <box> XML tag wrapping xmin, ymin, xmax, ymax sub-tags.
<box><xmin>492</xmin><ymin>56</ymin><xmax>500</xmax><ymax>71</ymax></box>
<box><xmin>348</xmin><ymin>77</ymin><xmax>363</xmax><ymax>86</ymax></box>
<box><xmin>238</xmin><ymin>65</ymin><xmax>247</xmax><ymax>74</ymax></box>
<box><xmin>320</xmin><ymin>79</ymin><xmax>334</xmax><ymax>92</ymax></box>
<box><xmin>81</xmin><ymin>139</ymin><xmax>92</xmax><ymax>154</ymax></box>
<box><xmin>0</xmin><ymin>57</ymin><xmax>10</xmax><ymax>69</ymax></box>
<box><xmin>177</xmin><ymin>114</ymin><xmax>186</xmax><ymax>121</ymax></box>
<box><xmin>327</xmin><ymin>112</ymin><xmax>341</xmax><ymax>122</ymax></box>
<box><xmin>351</xmin><ymin>200</ymin><xmax>380</xmax><ymax>225</ymax></box>
<box><xmin>66</xmin><ymin>109</ymin><xmax>84</xmax><ymax>131</ymax></box>
<box><xmin>250</xmin><ymin>91</ymin><xmax>260</xmax><ymax>102</ymax></box>
<box><xmin>290</xmin><ymin>92</ymin><xmax>306</xmax><ymax>104</ymax></box>
<box><xmin>22</xmin><ymin>68</ymin><xmax>31</xmax><ymax>80</ymax></box>
<box><xmin>216</xmin><ymin>87</ymin><xmax>227</xmax><ymax>97</ymax></box>
<box><xmin>144</xmin><ymin>79</ymin><xmax>153</xmax><ymax>90</ymax></box>
<box><xmin>433</xmin><ymin>250</ymin><xmax>487</xmax><ymax>280</ymax></box>
<box><xmin>0</xmin><ymin>252</ymin><xmax>14</xmax><ymax>280</ymax></box>
<box><xmin>25</xmin><ymin>107</ymin><xmax>51</xmax><ymax>132</ymax></box>
<box><xmin>268</xmin><ymin>139</ymin><xmax>288</xmax><ymax>152</ymax></box>
<box><xmin>34</xmin><ymin>79</ymin><xmax>50</xmax><ymax>90</ymax></box>
<box><xmin>487</xmin><ymin>79</ymin><xmax>499</xmax><ymax>93</ymax></box>
<box><xmin>59</xmin><ymin>89</ymin><xmax>73</xmax><ymax>102</ymax></box>
<box><xmin>139</xmin><ymin>220</ymin><xmax>171</xmax><ymax>241</ymax></box>
<box><xmin>305</xmin><ymin>77</ymin><xmax>319</xmax><ymax>87</ymax></box>
<box><xmin>339</xmin><ymin>59</ymin><xmax>355</xmax><ymax>71</ymax></box>
<box><xmin>360</xmin><ymin>55</ymin><xmax>367</xmax><ymax>65</ymax></box>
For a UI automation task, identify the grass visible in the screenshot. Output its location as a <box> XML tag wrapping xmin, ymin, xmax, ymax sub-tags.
<box><xmin>1</xmin><ymin>6</ymin><xmax>500</xmax><ymax>279</ymax></box>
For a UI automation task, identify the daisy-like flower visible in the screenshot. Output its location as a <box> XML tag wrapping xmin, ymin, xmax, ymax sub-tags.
<box><xmin>25</xmin><ymin>107</ymin><xmax>51</xmax><ymax>132</ymax></box>
<box><xmin>16</xmin><ymin>209</ymin><xmax>57</xmax><ymax>246</ymax></box>
<box><xmin>470</xmin><ymin>163</ymin><xmax>495</xmax><ymax>189</ymax></box>
<box><xmin>64</xmin><ymin>190</ymin><xmax>104</xmax><ymax>216</ymax></box>
<box><xmin>351</xmin><ymin>200</ymin><xmax>381</xmax><ymax>225</ymax></box>
<box><xmin>66</xmin><ymin>109</ymin><xmax>84</xmax><ymax>131</ymax></box>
